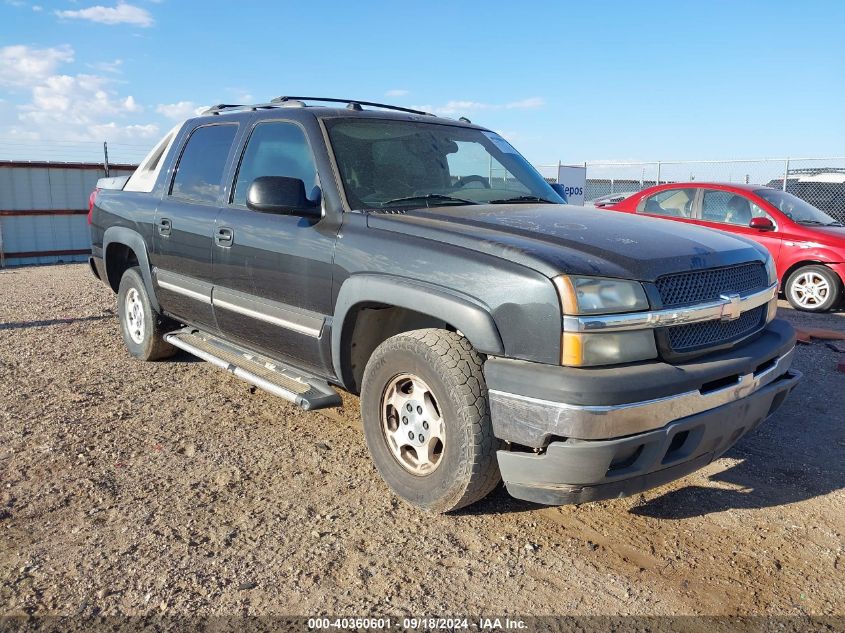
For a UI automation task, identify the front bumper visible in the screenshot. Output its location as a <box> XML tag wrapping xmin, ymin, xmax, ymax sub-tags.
<box><xmin>487</xmin><ymin>319</ymin><xmax>801</xmax><ymax>505</ymax></box>
<box><xmin>498</xmin><ymin>368</ymin><xmax>800</xmax><ymax>505</ymax></box>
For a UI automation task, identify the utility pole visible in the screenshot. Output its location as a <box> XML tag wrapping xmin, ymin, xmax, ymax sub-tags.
<box><xmin>103</xmin><ymin>141</ymin><xmax>110</xmax><ymax>177</ymax></box>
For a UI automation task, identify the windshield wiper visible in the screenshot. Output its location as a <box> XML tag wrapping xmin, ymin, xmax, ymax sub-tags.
<box><xmin>379</xmin><ymin>194</ymin><xmax>477</xmax><ymax>208</ymax></box>
<box><xmin>488</xmin><ymin>195</ymin><xmax>555</xmax><ymax>204</ymax></box>
<box><xmin>796</xmin><ymin>219</ymin><xmax>829</xmax><ymax>225</ymax></box>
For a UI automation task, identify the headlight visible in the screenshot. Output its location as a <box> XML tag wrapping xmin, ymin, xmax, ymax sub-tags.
<box><xmin>553</xmin><ymin>274</ymin><xmax>655</xmax><ymax>366</ymax></box>
<box><xmin>553</xmin><ymin>275</ymin><xmax>649</xmax><ymax>315</ymax></box>
<box><xmin>562</xmin><ymin>331</ymin><xmax>657</xmax><ymax>367</ymax></box>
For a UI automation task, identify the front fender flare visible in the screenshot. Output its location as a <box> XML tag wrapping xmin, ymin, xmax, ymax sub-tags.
<box><xmin>103</xmin><ymin>226</ymin><xmax>159</xmax><ymax>312</ymax></box>
<box><xmin>331</xmin><ymin>274</ymin><xmax>504</xmax><ymax>383</ymax></box>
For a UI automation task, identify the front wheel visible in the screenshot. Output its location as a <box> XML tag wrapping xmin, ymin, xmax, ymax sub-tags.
<box><xmin>785</xmin><ymin>265</ymin><xmax>842</xmax><ymax>312</ymax></box>
<box><xmin>117</xmin><ymin>267</ymin><xmax>176</xmax><ymax>360</ymax></box>
<box><xmin>360</xmin><ymin>329</ymin><xmax>502</xmax><ymax>513</ymax></box>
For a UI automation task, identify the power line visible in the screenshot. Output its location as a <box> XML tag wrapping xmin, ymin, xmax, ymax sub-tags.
<box><xmin>0</xmin><ymin>137</ymin><xmax>155</xmax><ymax>148</ymax></box>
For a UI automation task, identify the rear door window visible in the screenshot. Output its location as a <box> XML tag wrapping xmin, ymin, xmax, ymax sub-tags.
<box><xmin>170</xmin><ymin>124</ymin><xmax>238</xmax><ymax>203</ymax></box>
<box><xmin>638</xmin><ymin>188</ymin><xmax>696</xmax><ymax>218</ymax></box>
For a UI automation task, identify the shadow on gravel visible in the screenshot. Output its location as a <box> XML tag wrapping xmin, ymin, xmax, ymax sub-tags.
<box><xmin>629</xmin><ymin>449</ymin><xmax>845</xmax><ymax>519</ymax></box>
<box><xmin>170</xmin><ymin>350</ymin><xmax>205</xmax><ymax>363</ymax></box>
<box><xmin>454</xmin><ymin>484</ymin><xmax>544</xmax><ymax>516</ymax></box>
<box><xmin>629</xmin><ymin>415</ymin><xmax>845</xmax><ymax>520</ymax></box>
<box><xmin>0</xmin><ymin>314</ymin><xmax>113</xmax><ymax>331</ymax></box>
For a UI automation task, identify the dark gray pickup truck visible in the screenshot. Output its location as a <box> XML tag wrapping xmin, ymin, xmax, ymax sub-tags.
<box><xmin>89</xmin><ymin>96</ymin><xmax>801</xmax><ymax>512</ymax></box>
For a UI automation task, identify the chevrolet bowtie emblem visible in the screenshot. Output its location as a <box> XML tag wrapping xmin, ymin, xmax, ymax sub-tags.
<box><xmin>719</xmin><ymin>293</ymin><xmax>742</xmax><ymax>321</ymax></box>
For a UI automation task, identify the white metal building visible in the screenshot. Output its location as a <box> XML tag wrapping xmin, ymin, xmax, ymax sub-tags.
<box><xmin>0</xmin><ymin>161</ymin><xmax>135</xmax><ymax>267</ymax></box>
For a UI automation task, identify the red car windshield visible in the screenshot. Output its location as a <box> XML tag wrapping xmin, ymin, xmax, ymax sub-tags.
<box><xmin>755</xmin><ymin>189</ymin><xmax>842</xmax><ymax>226</ymax></box>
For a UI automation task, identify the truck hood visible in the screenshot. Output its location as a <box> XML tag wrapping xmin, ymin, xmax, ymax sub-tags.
<box><xmin>366</xmin><ymin>204</ymin><xmax>768</xmax><ymax>281</ymax></box>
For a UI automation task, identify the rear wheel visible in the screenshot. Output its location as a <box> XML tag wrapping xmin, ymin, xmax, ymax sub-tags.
<box><xmin>785</xmin><ymin>265</ymin><xmax>841</xmax><ymax>312</ymax></box>
<box><xmin>360</xmin><ymin>329</ymin><xmax>502</xmax><ymax>513</ymax></box>
<box><xmin>117</xmin><ymin>267</ymin><xmax>176</xmax><ymax>360</ymax></box>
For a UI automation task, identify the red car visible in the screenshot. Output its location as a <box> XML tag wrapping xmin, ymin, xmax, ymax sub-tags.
<box><xmin>606</xmin><ymin>182</ymin><xmax>845</xmax><ymax>312</ymax></box>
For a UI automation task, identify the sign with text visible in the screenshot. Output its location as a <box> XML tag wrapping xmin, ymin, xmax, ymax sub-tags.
<box><xmin>556</xmin><ymin>165</ymin><xmax>587</xmax><ymax>205</ymax></box>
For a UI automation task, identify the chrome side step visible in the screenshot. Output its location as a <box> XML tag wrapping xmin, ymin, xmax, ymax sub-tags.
<box><xmin>164</xmin><ymin>327</ymin><xmax>342</xmax><ymax>411</ymax></box>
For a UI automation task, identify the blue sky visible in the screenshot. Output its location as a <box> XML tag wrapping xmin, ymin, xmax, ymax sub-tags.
<box><xmin>1</xmin><ymin>0</ymin><xmax>844</xmax><ymax>165</ymax></box>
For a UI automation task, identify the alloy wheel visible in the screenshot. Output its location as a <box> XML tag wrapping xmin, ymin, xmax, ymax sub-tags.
<box><xmin>380</xmin><ymin>373</ymin><xmax>445</xmax><ymax>475</ymax></box>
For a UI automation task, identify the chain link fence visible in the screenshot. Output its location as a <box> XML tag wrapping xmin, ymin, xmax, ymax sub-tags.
<box><xmin>538</xmin><ymin>158</ymin><xmax>845</xmax><ymax>223</ymax></box>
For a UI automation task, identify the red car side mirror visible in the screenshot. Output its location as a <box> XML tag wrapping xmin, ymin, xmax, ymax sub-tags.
<box><xmin>749</xmin><ymin>217</ymin><xmax>775</xmax><ymax>231</ymax></box>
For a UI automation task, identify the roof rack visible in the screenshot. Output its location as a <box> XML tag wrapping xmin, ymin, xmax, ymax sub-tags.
<box><xmin>271</xmin><ymin>96</ymin><xmax>434</xmax><ymax>116</ymax></box>
<box><xmin>202</xmin><ymin>97</ymin><xmax>437</xmax><ymax>118</ymax></box>
<box><xmin>202</xmin><ymin>103</ymin><xmax>280</xmax><ymax>115</ymax></box>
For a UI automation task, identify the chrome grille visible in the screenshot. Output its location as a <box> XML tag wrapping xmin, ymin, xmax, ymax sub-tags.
<box><xmin>656</xmin><ymin>263</ymin><xmax>768</xmax><ymax>308</ymax></box>
<box><xmin>666</xmin><ymin>305</ymin><xmax>767</xmax><ymax>353</ymax></box>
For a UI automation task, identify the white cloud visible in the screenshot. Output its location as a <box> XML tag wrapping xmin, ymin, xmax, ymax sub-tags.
<box><xmin>123</xmin><ymin>95</ymin><xmax>141</xmax><ymax>112</ymax></box>
<box><xmin>4</xmin><ymin>0</ymin><xmax>44</xmax><ymax>8</ymax></box>
<box><xmin>412</xmin><ymin>97</ymin><xmax>545</xmax><ymax>116</ymax></box>
<box><xmin>0</xmin><ymin>43</ymin><xmax>157</xmax><ymax>145</ymax></box>
<box><xmin>55</xmin><ymin>2</ymin><xmax>154</xmax><ymax>27</ymax></box>
<box><xmin>156</xmin><ymin>101</ymin><xmax>207</xmax><ymax>120</ymax></box>
<box><xmin>88</xmin><ymin>58</ymin><xmax>123</xmax><ymax>74</ymax></box>
<box><xmin>503</xmin><ymin>97</ymin><xmax>544</xmax><ymax>109</ymax></box>
<box><xmin>0</xmin><ymin>44</ymin><xmax>74</xmax><ymax>87</ymax></box>
<box><xmin>88</xmin><ymin>121</ymin><xmax>159</xmax><ymax>142</ymax></box>
<box><xmin>385</xmin><ymin>89</ymin><xmax>409</xmax><ymax>97</ymax></box>
<box><xmin>21</xmin><ymin>73</ymin><xmax>145</xmax><ymax>125</ymax></box>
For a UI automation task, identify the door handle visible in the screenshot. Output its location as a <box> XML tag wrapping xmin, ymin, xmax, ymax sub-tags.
<box><xmin>158</xmin><ymin>218</ymin><xmax>172</xmax><ymax>236</ymax></box>
<box><xmin>216</xmin><ymin>227</ymin><xmax>234</xmax><ymax>247</ymax></box>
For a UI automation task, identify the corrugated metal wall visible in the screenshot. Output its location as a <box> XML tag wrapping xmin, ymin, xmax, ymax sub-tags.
<box><xmin>0</xmin><ymin>161</ymin><xmax>136</xmax><ymax>267</ymax></box>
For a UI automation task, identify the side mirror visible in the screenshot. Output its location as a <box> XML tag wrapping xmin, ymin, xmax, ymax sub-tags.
<box><xmin>749</xmin><ymin>216</ymin><xmax>775</xmax><ymax>231</ymax></box>
<box><xmin>550</xmin><ymin>183</ymin><xmax>568</xmax><ymax>203</ymax></box>
<box><xmin>246</xmin><ymin>176</ymin><xmax>320</xmax><ymax>218</ymax></box>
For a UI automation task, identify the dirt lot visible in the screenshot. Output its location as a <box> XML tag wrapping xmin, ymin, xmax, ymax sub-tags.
<box><xmin>1</xmin><ymin>263</ymin><xmax>843</xmax><ymax>620</ymax></box>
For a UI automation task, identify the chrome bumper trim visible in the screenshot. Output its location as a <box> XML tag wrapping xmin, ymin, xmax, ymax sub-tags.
<box><xmin>563</xmin><ymin>283</ymin><xmax>778</xmax><ymax>333</ymax></box>
<box><xmin>489</xmin><ymin>345</ymin><xmax>796</xmax><ymax>442</ymax></box>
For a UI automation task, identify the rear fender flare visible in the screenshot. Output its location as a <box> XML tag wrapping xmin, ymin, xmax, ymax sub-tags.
<box><xmin>103</xmin><ymin>226</ymin><xmax>159</xmax><ymax>312</ymax></box>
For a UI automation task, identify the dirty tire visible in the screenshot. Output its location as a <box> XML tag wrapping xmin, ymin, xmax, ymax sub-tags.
<box><xmin>785</xmin><ymin>264</ymin><xmax>842</xmax><ymax>312</ymax></box>
<box><xmin>117</xmin><ymin>267</ymin><xmax>176</xmax><ymax>361</ymax></box>
<box><xmin>360</xmin><ymin>329</ymin><xmax>502</xmax><ymax>513</ymax></box>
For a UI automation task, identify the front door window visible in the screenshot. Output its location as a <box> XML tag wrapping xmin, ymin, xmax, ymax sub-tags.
<box><xmin>702</xmin><ymin>190</ymin><xmax>771</xmax><ymax>226</ymax></box>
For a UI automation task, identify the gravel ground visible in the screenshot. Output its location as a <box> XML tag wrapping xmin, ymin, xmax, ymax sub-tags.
<box><xmin>0</xmin><ymin>263</ymin><xmax>843</xmax><ymax>620</ymax></box>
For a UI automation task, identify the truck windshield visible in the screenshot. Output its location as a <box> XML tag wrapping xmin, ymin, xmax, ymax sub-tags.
<box><xmin>755</xmin><ymin>188</ymin><xmax>841</xmax><ymax>226</ymax></box>
<box><xmin>324</xmin><ymin>118</ymin><xmax>563</xmax><ymax>210</ymax></box>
